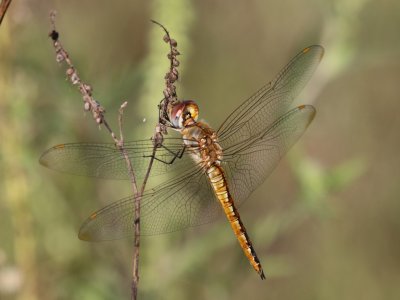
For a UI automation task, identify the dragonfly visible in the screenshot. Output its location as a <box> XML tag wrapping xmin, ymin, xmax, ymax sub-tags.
<box><xmin>40</xmin><ymin>45</ymin><xmax>324</xmax><ymax>279</ymax></box>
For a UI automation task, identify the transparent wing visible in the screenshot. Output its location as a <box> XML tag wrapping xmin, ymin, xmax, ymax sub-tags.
<box><xmin>78</xmin><ymin>105</ymin><xmax>315</xmax><ymax>240</ymax></box>
<box><xmin>223</xmin><ymin>105</ymin><xmax>316</xmax><ymax>205</ymax></box>
<box><xmin>39</xmin><ymin>138</ymin><xmax>196</xmax><ymax>180</ymax></box>
<box><xmin>217</xmin><ymin>45</ymin><xmax>323</xmax><ymax>149</ymax></box>
<box><xmin>40</xmin><ymin>47</ymin><xmax>322</xmax><ymax>181</ymax></box>
<box><xmin>78</xmin><ymin>168</ymin><xmax>221</xmax><ymax>240</ymax></box>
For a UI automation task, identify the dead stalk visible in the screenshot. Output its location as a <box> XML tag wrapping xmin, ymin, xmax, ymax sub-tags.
<box><xmin>48</xmin><ymin>11</ymin><xmax>180</xmax><ymax>300</ymax></box>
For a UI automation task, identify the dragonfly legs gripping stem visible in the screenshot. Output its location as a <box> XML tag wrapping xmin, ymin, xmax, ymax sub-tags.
<box><xmin>144</xmin><ymin>144</ymin><xmax>186</xmax><ymax>165</ymax></box>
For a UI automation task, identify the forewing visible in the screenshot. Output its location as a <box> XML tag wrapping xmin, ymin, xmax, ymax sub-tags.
<box><xmin>39</xmin><ymin>138</ymin><xmax>194</xmax><ymax>180</ymax></box>
<box><xmin>218</xmin><ymin>45</ymin><xmax>323</xmax><ymax>149</ymax></box>
<box><xmin>222</xmin><ymin>105</ymin><xmax>316</xmax><ymax>205</ymax></box>
<box><xmin>78</xmin><ymin>168</ymin><xmax>221</xmax><ymax>240</ymax></box>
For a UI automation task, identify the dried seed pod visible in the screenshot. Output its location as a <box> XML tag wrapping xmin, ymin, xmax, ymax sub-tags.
<box><xmin>70</xmin><ymin>73</ymin><xmax>79</xmax><ymax>85</ymax></box>
<box><xmin>172</xmin><ymin>67</ymin><xmax>179</xmax><ymax>76</ymax></box>
<box><xmin>96</xmin><ymin>117</ymin><xmax>102</xmax><ymax>124</ymax></box>
<box><xmin>54</xmin><ymin>42</ymin><xmax>62</xmax><ymax>52</ymax></box>
<box><xmin>56</xmin><ymin>53</ymin><xmax>64</xmax><ymax>63</ymax></box>
<box><xmin>66</xmin><ymin>68</ymin><xmax>74</xmax><ymax>76</ymax></box>
<box><xmin>163</xmin><ymin>34</ymin><xmax>170</xmax><ymax>43</ymax></box>
<box><xmin>167</xmin><ymin>53</ymin><xmax>173</xmax><ymax>59</ymax></box>
<box><xmin>79</xmin><ymin>85</ymin><xmax>86</xmax><ymax>94</ymax></box>
<box><xmin>84</xmin><ymin>84</ymin><xmax>92</xmax><ymax>93</ymax></box>
<box><xmin>84</xmin><ymin>102</ymin><xmax>91</xmax><ymax>111</ymax></box>
<box><xmin>170</xmin><ymin>39</ymin><xmax>177</xmax><ymax>47</ymax></box>
<box><xmin>172</xmin><ymin>48</ymin><xmax>180</xmax><ymax>55</ymax></box>
<box><xmin>160</xmin><ymin>124</ymin><xmax>168</xmax><ymax>134</ymax></box>
<box><xmin>49</xmin><ymin>30</ymin><xmax>59</xmax><ymax>41</ymax></box>
<box><xmin>83</xmin><ymin>95</ymin><xmax>91</xmax><ymax>103</ymax></box>
<box><xmin>163</xmin><ymin>89</ymin><xmax>170</xmax><ymax>98</ymax></box>
<box><xmin>172</xmin><ymin>59</ymin><xmax>180</xmax><ymax>67</ymax></box>
<box><xmin>169</xmin><ymin>73</ymin><xmax>177</xmax><ymax>82</ymax></box>
<box><xmin>169</xmin><ymin>85</ymin><xmax>176</xmax><ymax>97</ymax></box>
<box><xmin>93</xmin><ymin>100</ymin><xmax>101</xmax><ymax>107</ymax></box>
<box><xmin>95</xmin><ymin>102</ymin><xmax>105</xmax><ymax>113</ymax></box>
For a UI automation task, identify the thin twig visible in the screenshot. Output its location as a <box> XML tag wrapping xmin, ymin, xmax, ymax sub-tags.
<box><xmin>143</xmin><ymin>20</ymin><xmax>183</xmax><ymax>189</ymax></box>
<box><xmin>130</xmin><ymin>20</ymin><xmax>183</xmax><ymax>299</ymax></box>
<box><xmin>131</xmin><ymin>21</ymin><xmax>184</xmax><ymax>298</ymax></box>
<box><xmin>117</xmin><ymin>100</ymin><xmax>145</xmax><ymax>300</ymax></box>
<box><xmin>151</xmin><ymin>20</ymin><xmax>181</xmax><ymax>132</ymax></box>
<box><xmin>48</xmin><ymin>12</ymin><xmax>182</xmax><ymax>300</ymax></box>
<box><xmin>116</xmin><ymin>102</ymin><xmax>143</xmax><ymax>296</ymax></box>
<box><xmin>118</xmin><ymin>101</ymin><xmax>128</xmax><ymax>143</ymax></box>
<box><xmin>0</xmin><ymin>0</ymin><xmax>12</xmax><ymax>26</ymax></box>
<box><xmin>49</xmin><ymin>11</ymin><xmax>144</xmax><ymax>300</ymax></box>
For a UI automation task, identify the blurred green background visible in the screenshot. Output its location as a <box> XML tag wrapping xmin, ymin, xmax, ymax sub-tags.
<box><xmin>1</xmin><ymin>0</ymin><xmax>399</xmax><ymax>299</ymax></box>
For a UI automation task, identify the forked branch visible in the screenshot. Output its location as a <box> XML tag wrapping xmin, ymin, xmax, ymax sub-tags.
<box><xmin>49</xmin><ymin>11</ymin><xmax>145</xmax><ymax>300</ymax></box>
<box><xmin>48</xmin><ymin>11</ymin><xmax>182</xmax><ymax>300</ymax></box>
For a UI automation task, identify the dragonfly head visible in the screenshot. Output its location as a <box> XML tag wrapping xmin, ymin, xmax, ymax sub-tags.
<box><xmin>168</xmin><ymin>100</ymin><xmax>199</xmax><ymax>129</ymax></box>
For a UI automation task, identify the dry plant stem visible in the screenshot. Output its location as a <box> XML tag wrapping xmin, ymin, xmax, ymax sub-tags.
<box><xmin>48</xmin><ymin>12</ymin><xmax>182</xmax><ymax>300</ymax></box>
<box><xmin>118</xmin><ymin>102</ymin><xmax>146</xmax><ymax>300</ymax></box>
<box><xmin>0</xmin><ymin>0</ymin><xmax>12</xmax><ymax>25</ymax></box>
<box><xmin>49</xmin><ymin>11</ymin><xmax>150</xmax><ymax>300</ymax></box>
<box><xmin>131</xmin><ymin>21</ymin><xmax>182</xmax><ymax>298</ymax></box>
<box><xmin>131</xmin><ymin>146</ymin><xmax>158</xmax><ymax>300</ymax></box>
<box><xmin>151</xmin><ymin>20</ymin><xmax>181</xmax><ymax>130</ymax></box>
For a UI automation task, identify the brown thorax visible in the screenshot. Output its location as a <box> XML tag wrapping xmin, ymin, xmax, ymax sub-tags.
<box><xmin>182</xmin><ymin>122</ymin><xmax>223</xmax><ymax>169</ymax></box>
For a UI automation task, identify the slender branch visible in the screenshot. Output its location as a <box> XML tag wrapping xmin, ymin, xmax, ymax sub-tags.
<box><xmin>131</xmin><ymin>20</ymin><xmax>185</xmax><ymax>297</ymax></box>
<box><xmin>130</xmin><ymin>21</ymin><xmax>183</xmax><ymax>299</ymax></box>
<box><xmin>151</xmin><ymin>20</ymin><xmax>181</xmax><ymax>132</ymax></box>
<box><xmin>48</xmin><ymin>12</ymin><xmax>118</xmax><ymax>139</ymax></box>
<box><xmin>0</xmin><ymin>0</ymin><xmax>12</xmax><ymax>26</ymax></box>
<box><xmin>118</xmin><ymin>101</ymin><xmax>128</xmax><ymax>142</ymax></box>
<box><xmin>49</xmin><ymin>11</ymin><xmax>144</xmax><ymax>299</ymax></box>
<box><xmin>142</xmin><ymin>20</ymin><xmax>184</xmax><ymax>191</ymax></box>
<box><xmin>116</xmin><ymin>100</ymin><xmax>145</xmax><ymax>300</ymax></box>
<box><xmin>48</xmin><ymin>12</ymin><xmax>182</xmax><ymax>300</ymax></box>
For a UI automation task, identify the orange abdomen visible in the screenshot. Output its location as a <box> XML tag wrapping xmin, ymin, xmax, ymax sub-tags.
<box><xmin>206</xmin><ymin>164</ymin><xmax>266</xmax><ymax>279</ymax></box>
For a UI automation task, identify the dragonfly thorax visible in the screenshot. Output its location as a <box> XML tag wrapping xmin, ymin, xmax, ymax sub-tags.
<box><xmin>181</xmin><ymin>121</ymin><xmax>223</xmax><ymax>168</ymax></box>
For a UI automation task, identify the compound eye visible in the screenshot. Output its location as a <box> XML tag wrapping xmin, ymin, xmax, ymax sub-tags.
<box><xmin>184</xmin><ymin>111</ymin><xmax>191</xmax><ymax>120</ymax></box>
<box><xmin>168</xmin><ymin>103</ymin><xmax>185</xmax><ymax>128</ymax></box>
<box><xmin>168</xmin><ymin>100</ymin><xmax>199</xmax><ymax>128</ymax></box>
<box><xmin>185</xmin><ymin>101</ymin><xmax>199</xmax><ymax>121</ymax></box>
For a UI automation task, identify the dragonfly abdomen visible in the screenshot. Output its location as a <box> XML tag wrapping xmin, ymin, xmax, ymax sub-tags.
<box><xmin>206</xmin><ymin>164</ymin><xmax>266</xmax><ymax>279</ymax></box>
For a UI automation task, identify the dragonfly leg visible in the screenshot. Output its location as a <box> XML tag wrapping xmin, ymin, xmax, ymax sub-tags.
<box><xmin>144</xmin><ymin>145</ymin><xmax>186</xmax><ymax>165</ymax></box>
